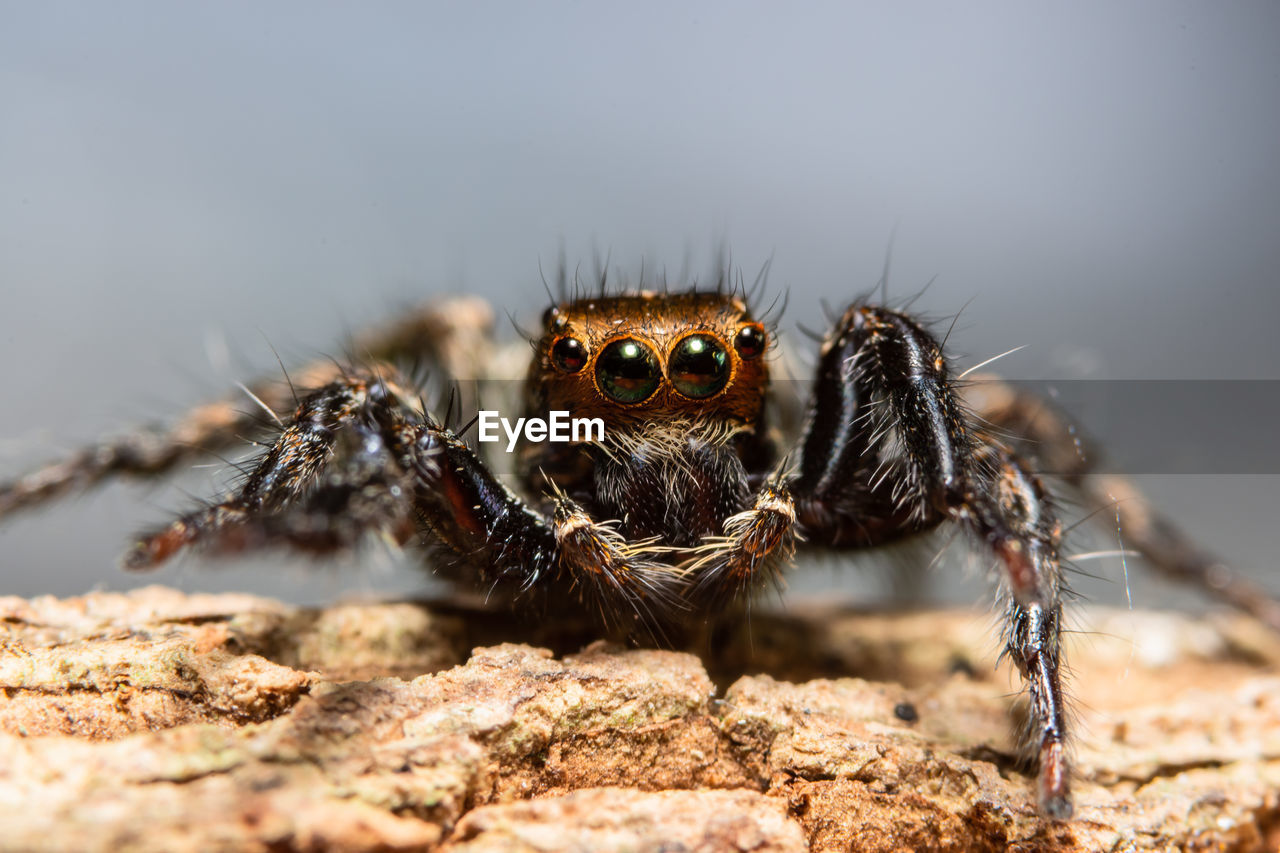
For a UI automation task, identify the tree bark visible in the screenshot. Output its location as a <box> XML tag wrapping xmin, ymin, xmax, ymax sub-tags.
<box><xmin>1</xmin><ymin>585</ymin><xmax>1277</xmax><ymax>852</ymax></box>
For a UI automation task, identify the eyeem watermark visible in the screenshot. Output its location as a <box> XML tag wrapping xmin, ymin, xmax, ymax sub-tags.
<box><xmin>477</xmin><ymin>410</ymin><xmax>604</xmax><ymax>452</ymax></box>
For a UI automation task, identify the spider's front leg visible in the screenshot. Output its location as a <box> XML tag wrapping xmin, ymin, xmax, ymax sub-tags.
<box><xmin>792</xmin><ymin>304</ymin><xmax>1073</xmax><ymax>819</ymax></box>
<box><xmin>126</xmin><ymin>367</ymin><xmax>684</xmax><ymax>636</ymax></box>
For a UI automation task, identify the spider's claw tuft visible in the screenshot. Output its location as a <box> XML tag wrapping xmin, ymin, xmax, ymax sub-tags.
<box><xmin>121</xmin><ymin>527</ymin><xmax>184</xmax><ymax>571</ymax></box>
<box><xmin>1037</xmin><ymin>741</ymin><xmax>1074</xmax><ymax>820</ymax></box>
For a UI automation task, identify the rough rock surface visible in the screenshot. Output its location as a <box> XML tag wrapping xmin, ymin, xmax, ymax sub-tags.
<box><xmin>1</xmin><ymin>585</ymin><xmax>1278</xmax><ymax>852</ymax></box>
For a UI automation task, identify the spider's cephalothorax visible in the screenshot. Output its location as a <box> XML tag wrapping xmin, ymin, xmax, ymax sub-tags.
<box><xmin>519</xmin><ymin>292</ymin><xmax>774</xmax><ymax>552</ymax></box>
<box><xmin>5</xmin><ymin>280</ymin><xmax>1279</xmax><ymax>821</ymax></box>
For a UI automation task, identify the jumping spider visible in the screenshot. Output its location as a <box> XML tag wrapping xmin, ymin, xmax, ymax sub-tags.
<box><xmin>3</xmin><ymin>272</ymin><xmax>1278</xmax><ymax>820</ymax></box>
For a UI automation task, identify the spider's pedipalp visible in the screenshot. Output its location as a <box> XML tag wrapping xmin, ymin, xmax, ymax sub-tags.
<box><xmin>551</xmin><ymin>495</ymin><xmax>687</xmax><ymax>635</ymax></box>
<box><xmin>683</xmin><ymin>479</ymin><xmax>799</xmax><ymax>611</ymax></box>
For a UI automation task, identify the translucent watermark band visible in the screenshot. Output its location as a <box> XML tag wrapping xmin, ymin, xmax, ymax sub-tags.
<box><xmin>458</xmin><ymin>380</ymin><xmax>1280</xmax><ymax>475</ymax></box>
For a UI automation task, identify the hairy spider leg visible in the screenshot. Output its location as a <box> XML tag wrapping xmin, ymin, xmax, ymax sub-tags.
<box><xmin>961</xmin><ymin>442</ymin><xmax>1072</xmax><ymax>820</ymax></box>
<box><xmin>966</xmin><ymin>377</ymin><xmax>1280</xmax><ymax>633</ymax></box>
<box><xmin>0</xmin><ymin>297</ymin><xmax>492</xmax><ymax>522</ymax></box>
<box><xmin>115</xmin><ymin>365</ymin><xmax>685</xmax><ymax>637</ymax></box>
<box><xmin>122</xmin><ymin>372</ymin><xmax>425</xmax><ymax>568</ymax></box>
<box><xmin>790</xmin><ymin>304</ymin><xmax>1073</xmax><ymax>819</ymax></box>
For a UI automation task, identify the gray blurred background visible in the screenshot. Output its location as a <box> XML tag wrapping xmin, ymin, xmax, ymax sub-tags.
<box><xmin>2</xmin><ymin>2</ymin><xmax>1277</xmax><ymax>612</ymax></box>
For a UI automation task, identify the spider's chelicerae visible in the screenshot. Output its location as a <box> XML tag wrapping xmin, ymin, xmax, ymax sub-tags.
<box><xmin>3</xmin><ymin>272</ymin><xmax>1278</xmax><ymax>820</ymax></box>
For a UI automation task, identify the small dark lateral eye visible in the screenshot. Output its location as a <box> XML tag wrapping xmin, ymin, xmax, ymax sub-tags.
<box><xmin>734</xmin><ymin>324</ymin><xmax>767</xmax><ymax>359</ymax></box>
<box><xmin>596</xmin><ymin>338</ymin><xmax>661</xmax><ymax>403</ymax></box>
<box><xmin>669</xmin><ymin>334</ymin><xmax>729</xmax><ymax>399</ymax></box>
<box><xmin>542</xmin><ymin>306</ymin><xmax>567</xmax><ymax>332</ymax></box>
<box><xmin>551</xmin><ymin>337</ymin><xmax>587</xmax><ymax>373</ymax></box>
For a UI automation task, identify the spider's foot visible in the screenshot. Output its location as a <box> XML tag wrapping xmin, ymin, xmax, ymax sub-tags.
<box><xmin>120</xmin><ymin>503</ymin><xmax>251</xmax><ymax>570</ymax></box>
<box><xmin>121</xmin><ymin>524</ymin><xmax>190</xmax><ymax>571</ymax></box>
<box><xmin>1038</xmin><ymin>741</ymin><xmax>1073</xmax><ymax>820</ymax></box>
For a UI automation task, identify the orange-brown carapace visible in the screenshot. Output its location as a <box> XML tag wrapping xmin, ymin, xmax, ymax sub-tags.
<box><xmin>526</xmin><ymin>291</ymin><xmax>769</xmax><ymax>432</ymax></box>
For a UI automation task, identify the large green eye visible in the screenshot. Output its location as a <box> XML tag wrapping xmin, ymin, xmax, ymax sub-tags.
<box><xmin>669</xmin><ymin>334</ymin><xmax>729</xmax><ymax>398</ymax></box>
<box><xmin>596</xmin><ymin>338</ymin><xmax>661</xmax><ymax>403</ymax></box>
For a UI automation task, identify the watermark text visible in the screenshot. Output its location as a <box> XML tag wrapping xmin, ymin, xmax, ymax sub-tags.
<box><xmin>477</xmin><ymin>410</ymin><xmax>604</xmax><ymax>452</ymax></box>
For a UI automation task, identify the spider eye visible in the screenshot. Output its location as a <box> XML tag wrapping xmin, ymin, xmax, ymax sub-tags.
<box><xmin>542</xmin><ymin>306</ymin><xmax>567</xmax><ymax>332</ymax></box>
<box><xmin>669</xmin><ymin>334</ymin><xmax>729</xmax><ymax>399</ymax></box>
<box><xmin>596</xmin><ymin>338</ymin><xmax>661</xmax><ymax>403</ymax></box>
<box><xmin>551</xmin><ymin>337</ymin><xmax>587</xmax><ymax>372</ymax></box>
<box><xmin>734</xmin><ymin>324</ymin><xmax>767</xmax><ymax>360</ymax></box>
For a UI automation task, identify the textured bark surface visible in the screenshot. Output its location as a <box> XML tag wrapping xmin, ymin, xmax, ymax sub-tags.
<box><xmin>2</xmin><ymin>585</ymin><xmax>1278</xmax><ymax>852</ymax></box>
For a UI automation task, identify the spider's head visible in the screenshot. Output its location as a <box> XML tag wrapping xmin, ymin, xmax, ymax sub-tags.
<box><xmin>527</xmin><ymin>290</ymin><xmax>769</xmax><ymax>437</ymax></box>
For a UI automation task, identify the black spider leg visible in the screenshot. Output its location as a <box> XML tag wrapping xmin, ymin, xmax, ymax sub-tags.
<box><xmin>122</xmin><ymin>373</ymin><xmax>424</xmax><ymax>569</ymax></box>
<box><xmin>791</xmin><ymin>304</ymin><xmax>1073</xmax><ymax>820</ymax></box>
<box><xmin>960</xmin><ymin>442</ymin><xmax>1072</xmax><ymax>820</ymax></box>
<box><xmin>0</xmin><ymin>296</ymin><xmax>491</xmax><ymax>522</ymax></box>
<box><xmin>790</xmin><ymin>308</ymin><xmax>933</xmax><ymax>547</ymax></box>
<box><xmin>966</xmin><ymin>378</ymin><xmax>1280</xmax><ymax>632</ymax></box>
<box><xmin>118</xmin><ymin>368</ymin><xmax>684</xmax><ymax>636</ymax></box>
<box><xmin>408</xmin><ymin>430</ymin><xmax>688</xmax><ymax>638</ymax></box>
